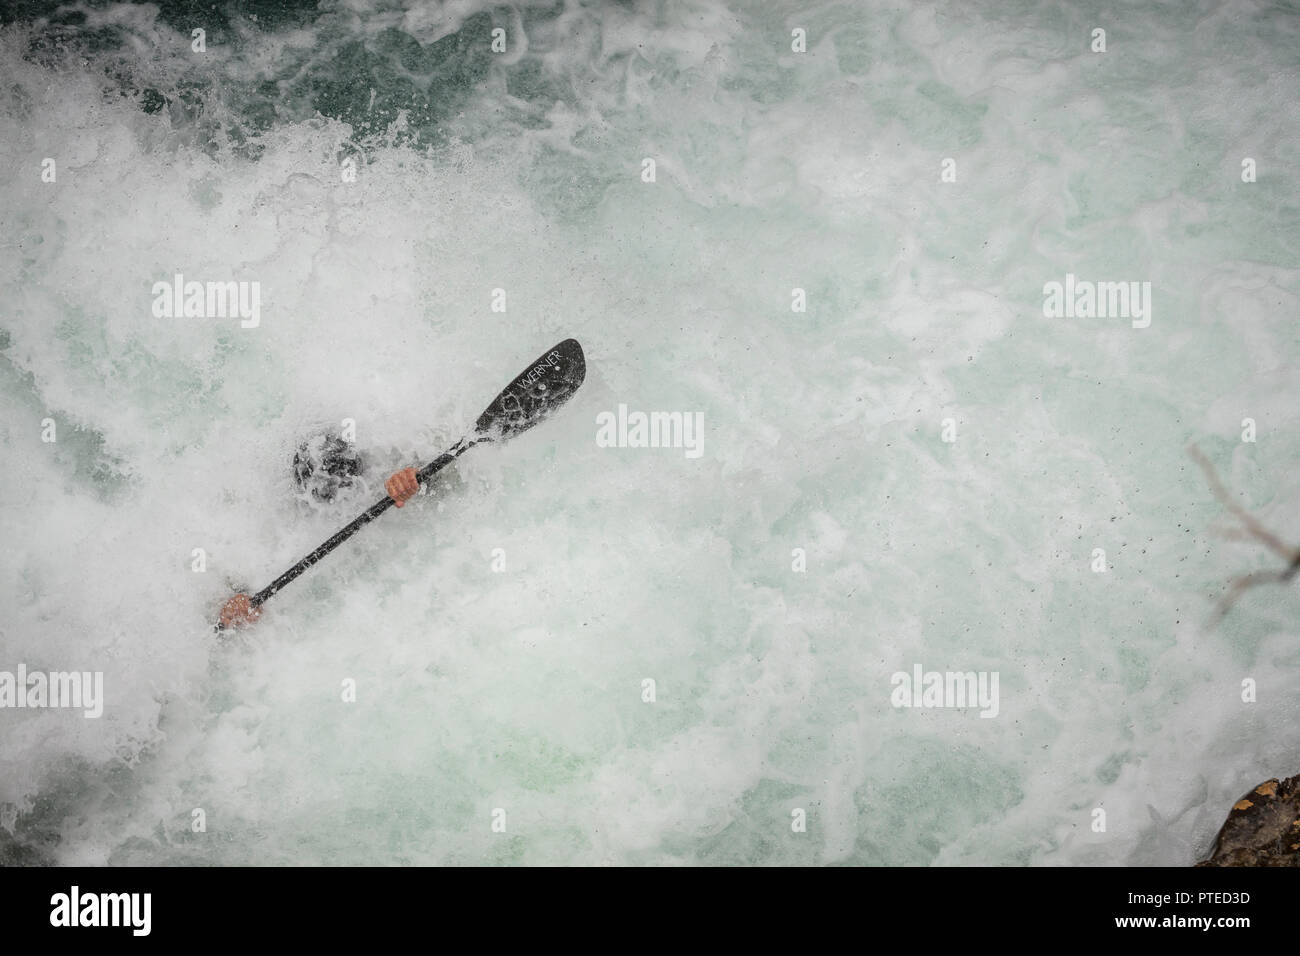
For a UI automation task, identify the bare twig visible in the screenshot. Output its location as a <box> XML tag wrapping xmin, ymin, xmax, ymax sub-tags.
<box><xmin>1211</xmin><ymin>526</ymin><xmax>1263</xmax><ymax>544</ymax></box>
<box><xmin>1189</xmin><ymin>445</ymin><xmax>1296</xmax><ymax>561</ymax></box>
<box><xmin>1189</xmin><ymin>443</ymin><xmax>1300</xmax><ymax>624</ymax></box>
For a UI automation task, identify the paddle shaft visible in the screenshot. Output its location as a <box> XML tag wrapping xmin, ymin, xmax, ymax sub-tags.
<box><xmin>221</xmin><ymin>337</ymin><xmax>586</xmax><ymax>629</ymax></box>
<box><xmin>250</xmin><ymin>435</ymin><xmax>484</xmax><ymax>607</ymax></box>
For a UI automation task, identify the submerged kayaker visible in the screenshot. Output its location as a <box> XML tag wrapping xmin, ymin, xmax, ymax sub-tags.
<box><xmin>217</xmin><ymin>432</ymin><xmax>420</xmax><ymax>629</ymax></box>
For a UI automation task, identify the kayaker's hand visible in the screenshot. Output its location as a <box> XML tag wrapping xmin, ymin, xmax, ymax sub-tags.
<box><xmin>386</xmin><ymin>467</ymin><xmax>419</xmax><ymax>507</ymax></box>
<box><xmin>219</xmin><ymin>593</ymin><xmax>261</xmax><ymax>630</ymax></box>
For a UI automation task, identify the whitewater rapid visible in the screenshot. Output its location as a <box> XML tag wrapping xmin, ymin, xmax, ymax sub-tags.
<box><xmin>1</xmin><ymin>0</ymin><xmax>1298</xmax><ymax>865</ymax></box>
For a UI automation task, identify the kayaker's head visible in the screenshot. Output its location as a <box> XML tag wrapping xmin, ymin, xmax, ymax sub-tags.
<box><xmin>293</xmin><ymin>431</ymin><xmax>363</xmax><ymax>502</ymax></box>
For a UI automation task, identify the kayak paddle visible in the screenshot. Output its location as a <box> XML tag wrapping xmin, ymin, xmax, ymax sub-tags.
<box><xmin>215</xmin><ymin>338</ymin><xmax>586</xmax><ymax>630</ymax></box>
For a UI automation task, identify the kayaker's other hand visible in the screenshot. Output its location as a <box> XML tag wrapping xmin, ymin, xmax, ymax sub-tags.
<box><xmin>386</xmin><ymin>467</ymin><xmax>419</xmax><ymax>507</ymax></box>
<box><xmin>219</xmin><ymin>593</ymin><xmax>261</xmax><ymax>630</ymax></box>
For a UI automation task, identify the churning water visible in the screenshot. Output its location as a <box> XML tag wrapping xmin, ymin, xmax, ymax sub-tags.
<box><xmin>1</xmin><ymin>0</ymin><xmax>1298</xmax><ymax>865</ymax></box>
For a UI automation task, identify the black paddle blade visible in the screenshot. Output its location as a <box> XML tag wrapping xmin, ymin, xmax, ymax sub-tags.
<box><xmin>475</xmin><ymin>338</ymin><xmax>586</xmax><ymax>440</ymax></box>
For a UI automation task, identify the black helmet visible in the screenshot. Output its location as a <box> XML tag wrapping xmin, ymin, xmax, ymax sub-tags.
<box><xmin>293</xmin><ymin>432</ymin><xmax>363</xmax><ymax>502</ymax></box>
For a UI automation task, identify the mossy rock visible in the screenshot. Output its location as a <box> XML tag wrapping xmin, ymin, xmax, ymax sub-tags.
<box><xmin>1197</xmin><ymin>775</ymin><xmax>1300</xmax><ymax>866</ymax></box>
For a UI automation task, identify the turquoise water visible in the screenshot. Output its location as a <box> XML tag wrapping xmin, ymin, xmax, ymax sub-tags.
<box><xmin>0</xmin><ymin>0</ymin><xmax>1297</xmax><ymax>865</ymax></box>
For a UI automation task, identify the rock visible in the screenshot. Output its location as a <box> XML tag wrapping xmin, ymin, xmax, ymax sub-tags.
<box><xmin>1197</xmin><ymin>775</ymin><xmax>1300</xmax><ymax>866</ymax></box>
